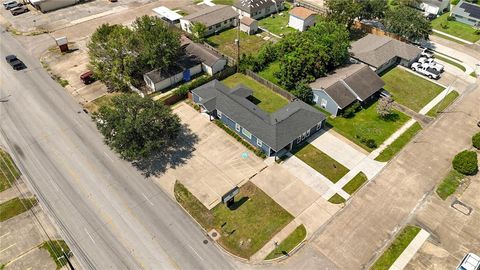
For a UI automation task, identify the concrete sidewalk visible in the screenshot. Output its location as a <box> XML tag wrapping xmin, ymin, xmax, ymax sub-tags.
<box><xmin>432</xmin><ymin>29</ymin><xmax>473</xmax><ymax>45</ymax></box>
<box><xmin>389</xmin><ymin>229</ymin><xmax>430</xmax><ymax>270</ymax></box>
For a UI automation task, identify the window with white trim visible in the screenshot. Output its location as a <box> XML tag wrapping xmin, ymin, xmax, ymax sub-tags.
<box><xmin>257</xmin><ymin>138</ymin><xmax>262</xmax><ymax>147</ymax></box>
<box><xmin>217</xmin><ymin>110</ymin><xmax>222</xmax><ymax>119</ymax></box>
<box><xmin>296</xmin><ymin>136</ymin><xmax>301</xmax><ymax>143</ymax></box>
<box><xmin>321</xmin><ymin>98</ymin><xmax>327</xmax><ymax>108</ymax></box>
<box><xmin>316</xmin><ymin>121</ymin><xmax>322</xmax><ymax>130</ymax></box>
<box><xmin>242</xmin><ymin>128</ymin><xmax>252</xmax><ymax>139</ymax></box>
<box><xmin>306</xmin><ymin>129</ymin><xmax>310</xmax><ymax>137</ymax></box>
<box><xmin>235</xmin><ymin>123</ymin><xmax>241</xmax><ymax>132</ymax></box>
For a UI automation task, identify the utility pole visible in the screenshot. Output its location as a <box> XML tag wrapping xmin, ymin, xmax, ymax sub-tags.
<box><xmin>236</xmin><ymin>15</ymin><xmax>240</xmax><ymax>73</ymax></box>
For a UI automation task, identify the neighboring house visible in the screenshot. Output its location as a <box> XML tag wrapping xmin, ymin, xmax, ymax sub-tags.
<box><xmin>452</xmin><ymin>0</ymin><xmax>480</xmax><ymax>27</ymax></box>
<box><xmin>420</xmin><ymin>0</ymin><xmax>450</xmax><ymax>15</ymax></box>
<box><xmin>144</xmin><ymin>55</ymin><xmax>202</xmax><ymax>93</ymax></box>
<box><xmin>180</xmin><ymin>5</ymin><xmax>238</xmax><ymax>36</ymax></box>
<box><xmin>28</xmin><ymin>0</ymin><xmax>79</xmax><ymax>12</ymax></box>
<box><xmin>310</xmin><ymin>64</ymin><xmax>385</xmax><ymax>116</ymax></box>
<box><xmin>184</xmin><ymin>39</ymin><xmax>227</xmax><ymax>75</ymax></box>
<box><xmin>240</xmin><ymin>16</ymin><xmax>258</xmax><ymax>34</ymax></box>
<box><xmin>350</xmin><ymin>34</ymin><xmax>422</xmax><ymax>74</ymax></box>
<box><xmin>233</xmin><ymin>0</ymin><xmax>285</xmax><ymax>20</ymax></box>
<box><xmin>191</xmin><ymin>80</ymin><xmax>326</xmax><ymax>157</ymax></box>
<box><xmin>288</xmin><ymin>6</ymin><xmax>316</xmax><ymax>31</ymax></box>
<box><xmin>153</xmin><ymin>6</ymin><xmax>183</xmax><ymax>24</ymax></box>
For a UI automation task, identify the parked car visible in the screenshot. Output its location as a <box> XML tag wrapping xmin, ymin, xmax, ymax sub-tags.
<box><xmin>425</xmin><ymin>13</ymin><xmax>437</xmax><ymax>21</ymax></box>
<box><xmin>10</xmin><ymin>5</ymin><xmax>28</xmax><ymax>15</ymax></box>
<box><xmin>80</xmin><ymin>71</ymin><xmax>95</xmax><ymax>84</ymax></box>
<box><xmin>4</xmin><ymin>0</ymin><xmax>19</xmax><ymax>10</ymax></box>
<box><xmin>420</xmin><ymin>48</ymin><xmax>434</xmax><ymax>58</ymax></box>
<box><xmin>457</xmin><ymin>253</ymin><xmax>480</xmax><ymax>270</ymax></box>
<box><xmin>3</xmin><ymin>0</ymin><xmax>16</xmax><ymax>7</ymax></box>
<box><xmin>411</xmin><ymin>62</ymin><xmax>440</xmax><ymax>79</ymax></box>
<box><xmin>5</xmin><ymin>54</ymin><xmax>25</xmax><ymax>70</ymax></box>
<box><xmin>418</xmin><ymin>57</ymin><xmax>444</xmax><ymax>72</ymax></box>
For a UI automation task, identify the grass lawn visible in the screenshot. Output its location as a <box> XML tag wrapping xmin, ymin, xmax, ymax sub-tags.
<box><xmin>222</xmin><ymin>73</ymin><xmax>289</xmax><ymax>112</ymax></box>
<box><xmin>432</xmin><ymin>13</ymin><xmax>480</xmax><ymax>43</ymax></box>
<box><xmin>436</xmin><ymin>169</ymin><xmax>464</xmax><ymax>200</ymax></box>
<box><xmin>342</xmin><ymin>172</ymin><xmax>368</xmax><ymax>195</ymax></box>
<box><xmin>212</xmin><ymin>0</ymin><xmax>233</xmax><ymax>4</ymax></box>
<box><xmin>40</xmin><ymin>240</ymin><xmax>71</xmax><ymax>269</ymax></box>
<box><xmin>426</xmin><ymin>90</ymin><xmax>459</xmax><ymax>117</ymax></box>
<box><xmin>371</xmin><ymin>225</ymin><xmax>421</xmax><ymax>270</ymax></box>
<box><xmin>0</xmin><ymin>197</ymin><xmax>37</xmax><ymax>222</ymax></box>
<box><xmin>84</xmin><ymin>93</ymin><xmax>122</xmax><ymax>113</ymax></box>
<box><xmin>327</xmin><ymin>101</ymin><xmax>410</xmax><ymax>152</ymax></box>
<box><xmin>435</xmin><ymin>54</ymin><xmax>466</xmax><ymax>72</ymax></box>
<box><xmin>328</xmin><ymin>194</ymin><xmax>346</xmax><ymax>204</ymax></box>
<box><xmin>375</xmin><ymin>123</ymin><xmax>422</xmax><ymax>162</ymax></box>
<box><xmin>258</xmin><ymin>12</ymin><xmax>296</xmax><ymax>36</ymax></box>
<box><xmin>292</xmin><ymin>144</ymin><xmax>349</xmax><ymax>183</ymax></box>
<box><xmin>0</xmin><ymin>148</ymin><xmax>20</xmax><ymax>192</ymax></box>
<box><xmin>258</xmin><ymin>61</ymin><xmax>282</xmax><ymax>86</ymax></box>
<box><xmin>174</xmin><ymin>181</ymin><xmax>293</xmax><ymax>259</ymax></box>
<box><xmin>265</xmin><ymin>225</ymin><xmax>306</xmax><ymax>260</ymax></box>
<box><xmin>207</xmin><ymin>28</ymin><xmax>268</xmax><ymax>59</ymax></box>
<box><xmin>381</xmin><ymin>67</ymin><xmax>445</xmax><ymax>112</ymax></box>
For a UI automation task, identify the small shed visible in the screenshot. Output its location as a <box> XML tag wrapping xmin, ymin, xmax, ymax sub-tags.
<box><xmin>152</xmin><ymin>6</ymin><xmax>183</xmax><ymax>24</ymax></box>
<box><xmin>240</xmin><ymin>16</ymin><xmax>258</xmax><ymax>35</ymax></box>
<box><xmin>288</xmin><ymin>7</ymin><xmax>317</xmax><ymax>32</ymax></box>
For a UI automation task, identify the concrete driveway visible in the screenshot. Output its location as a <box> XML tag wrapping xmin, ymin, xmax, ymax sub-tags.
<box><xmin>155</xmin><ymin>102</ymin><xmax>266</xmax><ymax>209</ymax></box>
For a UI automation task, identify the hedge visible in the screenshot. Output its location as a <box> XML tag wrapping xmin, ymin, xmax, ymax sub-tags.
<box><xmin>214</xmin><ymin>120</ymin><xmax>267</xmax><ymax>159</ymax></box>
<box><xmin>452</xmin><ymin>150</ymin><xmax>478</xmax><ymax>175</ymax></box>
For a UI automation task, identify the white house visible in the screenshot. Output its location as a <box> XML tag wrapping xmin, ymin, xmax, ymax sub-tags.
<box><xmin>240</xmin><ymin>16</ymin><xmax>258</xmax><ymax>34</ymax></box>
<box><xmin>288</xmin><ymin>6</ymin><xmax>317</xmax><ymax>31</ymax></box>
<box><xmin>180</xmin><ymin>5</ymin><xmax>238</xmax><ymax>36</ymax></box>
<box><xmin>420</xmin><ymin>0</ymin><xmax>450</xmax><ymax>15</ymax></box>
<box><xmin>184</xmin><ymin>40</ymin><xmax>227</xmax><ymax>75</ymax></box>
<box><xmin>233</xmin><ymin>0</ymin><xmax>285</xmax><ymax>20</ymax></box>
<box><xmin>28</xmin><ymin>0</ymin><xmax>79</xmax><ymax>12</ymax></box>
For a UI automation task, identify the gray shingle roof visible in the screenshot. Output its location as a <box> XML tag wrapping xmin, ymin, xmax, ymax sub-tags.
<box><xmin>350</xmin><ymin>34</ymin><xmax>422</xmax><ymax>68</ymax></box>
<box><xmin>182</xmin><ymin>5</ymin><xmax>238</xmax><ymax>28</ymax></box>
<box><xmin>192</xmin><ymin>80</ymin><xmax>326</xmax><ymax>151</ymax></box>
<box><xmin>453</xmin><ymin>0</ymin><xmax>480</xmax><ymax>20</ymax></box>
<box><xmin>422</xmin><ymin>0</ymin><xmax>448</xmax><ymax>8</ymax></box>
<box><xmin>234</xmin><ymin>0</ymin><xmax>283</xmax><ymax>14</ymax></box>
<box><xmin>323</xmin><ymin>82</ymin><xmax>357</xmax><ymax>109</ymax></box>
<box><xmin>184</xmin><ymin>41</ymin><xmax>224</xmax><ymax>67</ymax></box>
<box><xmin>343</xmin><ymin>65</ymin><xmax>385</xmax><ymax>100</ymax></box>
<box><xmin>144</xmin><ymin>55</ymin><xmax>201</xmax><ymax>83</ymax></box>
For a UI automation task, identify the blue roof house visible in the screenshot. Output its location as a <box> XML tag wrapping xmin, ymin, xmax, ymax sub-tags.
<box><xmin>191</xmin><ymin>80</ymin><xmax>326</xmax><ymax>157</ymax></box>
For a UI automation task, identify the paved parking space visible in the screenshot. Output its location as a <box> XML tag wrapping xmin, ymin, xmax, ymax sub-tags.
<box><xmin>154</xmin><ymin>102</ymin><xmax>266</xmax><ymax>209</ymax></box>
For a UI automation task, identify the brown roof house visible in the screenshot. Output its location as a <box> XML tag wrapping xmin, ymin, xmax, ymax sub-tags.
<box><xmin>288</xmin><ymin>7</ymin><xmax>317</xmax><ymax>31</ymax></box>
<box><xmin>180</xmin><ymin>5</ymin><xmax>238</xmax><ymax>36</ymax></box>
<box><xmin>240</xmin><ymin>16</ymin><xmax>258</xmax><ymax>35</ymax></box>
<box><xmin>233</xmin><ymin>0</ymin><xmax>285</xmax><ymax>19</ymax></box>
<box><xmin>310</xmin><ymin>64</ymin><xmax>385</xmax><ymax>116</ymax></box>
<box><xmin>350</xmin><ymin>34</ymin><xmax>422</xmax><ymax>74</ymax></box>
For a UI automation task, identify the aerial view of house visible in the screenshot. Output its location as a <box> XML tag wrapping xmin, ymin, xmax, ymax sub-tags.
<box><xmin>288</xmin><ymin>6</ymin><xmax>317</xmax><ymax>32</ymax></box>
<box><xmin>452</xmin><ymin>0</ymin><xmax>480</xmax><ymax>26</ymax></box>
<box><xmin>233</xmin><ymin>0</ymin><xmax>285</xmax><ymax>19</ymax></box>
<box><xmin>180</xmin><ymin>5</ymin><xmax>238</xmax><ymax>36</ymax></box>
<box><xmin>420</xmin><ymin>0</ymin><xmax>450</xmax><ymax>15</ymax></box>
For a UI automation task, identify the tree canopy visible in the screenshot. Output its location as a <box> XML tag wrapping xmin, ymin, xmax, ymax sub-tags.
<box><xmin>325</xmin><ymin>0</ymin><xmax>362</xmax><ymax>29</ymax></box>
<box><xmin>382</xmin><ymin>6</ymin><xmax>431</xmax><ymax>42</ymax></box>
<box><xmin>88</xmin><ymin>16</ymin><xmax>181</xmax><ymax>91</ymax></box>
<box><xmin>94</xmin><ymin>94</ymin><xmax>181</xmax><ymax>161</ymax></box>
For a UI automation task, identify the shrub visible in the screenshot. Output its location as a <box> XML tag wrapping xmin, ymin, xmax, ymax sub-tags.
<box><xmin>473</xmin><ymin>132</ymin><xmax>480</xmax><ymax>149</ymax></box>
<box><xmin>476</xmin><ymin>29</ymin><xmax>480</xmax><ymax>35</ymax></box>
<box><xmin>440</xmin><ymin>22</ymin><xmax>449</xmax><ymax>29</ymax></box>
<box><xmin>452</xmin><ymin>150</ymin><xmax>478</xmax><ymax>175</ymax></box>
<box><xmin>214</xmin><ymin>120</ymin><xmax>267</xmax><ymax>159</ymax></box>
<box><xmin>365</xmin><ymin>139</ymin><xmax>377</xmax><ymax>149</ymax></box>
<box><xmin>342</xmin><ymin>101</ymin><xmax>361</xmax><ymax>118</ymax></box>
<box><xmin>446</xmin><ymin>16</ymin><xmax>456</xmax><ymax>21</ymax></box>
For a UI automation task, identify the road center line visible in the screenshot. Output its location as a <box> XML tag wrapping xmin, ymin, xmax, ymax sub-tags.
<box><xmin>188</xmin><ymin>245</ymin><xmax>203</xmax><ymax>261</ymax></box>
<box><xmin>142</xmin><ymin>193</ymin><xmax>154</xmax><ymax>206</ymax></box>
<box><xmin>84</xmin><ymin>228</ymin><xmax>96</xmax><ymax>245</ymax></box>
<box><xmin>0</xmin><ymin>232</ymin><xmax>10</xmax><ymax>239</ymax></box>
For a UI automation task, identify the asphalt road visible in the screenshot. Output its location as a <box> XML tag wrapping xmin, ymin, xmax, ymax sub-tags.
<box><xmin>0</xmin><ymin>27</ymin><xmax>235</xmax><ymax>270</ymax></box>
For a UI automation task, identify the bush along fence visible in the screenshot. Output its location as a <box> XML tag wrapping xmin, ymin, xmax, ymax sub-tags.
<box><xmin>214</xmin><ymin>120</ymin><xmax>267</xmax><ymax>159</ymax></box>
<box><xmin>245</xmin><ymin>70</ymin><xmax>296</xmax><ymax>101</ymax></box>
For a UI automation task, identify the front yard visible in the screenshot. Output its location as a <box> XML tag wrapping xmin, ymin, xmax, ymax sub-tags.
<box><xmin>432</xmin><ymin>13</ymin><xmax>480</xmax><ymax>43</ymax></box>
<box><xmin>292</xmin><ymin>143</ymin><xmax>349</xmax><ymax>183</ymax></box>
<box><xmin>327</xmin><ymin>101</ymin><xmax>410</xmax><ymax>152</ymax></box>
<box><xmin>174</xmin><ymin>181</ymin><xmax>293</xmax><ymax>259</ymax></box>
<box><xmin>381</xmin><ymin>67</ymin><xmax>445</xmax><ymax>112</ymax></box>
<box><xmin>375</xmin><ymin>122</ymin><xmax>422</xmax><ymax>162</ymax></box>
<box><xmin>222</xmin><ymin>73</ymin><xmax>289</xmax><ymax>112</ymax></box>
<box><xmin>206</xmin><ymin>28</ymin><xmax>269</xmax><ymax>59</ymax></box>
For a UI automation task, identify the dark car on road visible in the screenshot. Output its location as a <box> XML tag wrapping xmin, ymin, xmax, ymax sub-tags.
<box><xmin>10</xmin><ymin>5</ymin><xmax>28</xmax><ymax>15</ymax></box>
<box><xmin>5</xmin><ymin>54</ymin><xmax>25</xmax><ymax>70</ymax></box>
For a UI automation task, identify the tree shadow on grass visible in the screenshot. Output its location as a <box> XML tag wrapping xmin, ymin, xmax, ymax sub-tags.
<box><xmin>133</xmin><ymin>124</ymin><xmax>199</xmax><ymax>177</ymax></box>
<box><xmin>379</xmin><ymin>113</ymin><xmax>400</xmax><ymax>122</ymax></box>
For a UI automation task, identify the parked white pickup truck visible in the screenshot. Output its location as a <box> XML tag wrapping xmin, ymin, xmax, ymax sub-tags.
<box><xmin>418</xmin><ymin>57</ymin><xmax>444</xmax><ymax>72</ymax></box>
<box><xmin>411</xmin><ymin>62</ymin><xmax>441</xmax><ymax>79</ymax></box>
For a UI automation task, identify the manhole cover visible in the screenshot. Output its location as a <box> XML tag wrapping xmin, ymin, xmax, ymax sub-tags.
<box><xmin>212</xmin><ymin>232</ymin><xmax>218</xmax><ymax>237</ymax></box>
<box><xmin>451</xmin><ymin>199</ymin><xmax>472</xmax><ymax>216</ymax></box>
<box><xmin>203</xmin><ymin>240</ymin><xmax>208</xmax><ymax>244</ymax></box>
<box><xmin>208</xmin><ymin>229</ymin><xmax>221</xmax><ymax>241</ymax></box>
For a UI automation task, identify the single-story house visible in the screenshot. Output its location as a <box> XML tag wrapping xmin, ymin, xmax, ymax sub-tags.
<box><xmin>452</xmin><ymin>0</ymin><xmax>480</xmax><ymax>27</ymax></box>
<box><xmin>310</xmin><ymin>64</ymin><xmax>385</xmax><ymax>116</ymax></box>
<box><xmin>240</xmin><ymin>16</ymin><xmax>258</xmax><ymax>35</ymax></box>
<box><xmin>144</xmin><ymin>55</ymin><xmax>202</xmax><ymax>93</ymax></box>
<box><xmin>180</xmin><ymin>5</ymin><xmax>238</xmax><ymax>36</ymax></box>
<box><xmin>183</xmin><ymin>39</ymin><xmax>227</xmax><ymax>75</ymax></box>
<box><xmin>28</xmin><ymin>0</ymin><xmax>79</xmax><ymax>12</ymax></box>
<box><xmin>288</xmin><ymin>7</ymin><xmax>317</xmax><ymax>31</ymax></box>
<box><xmin>420</xmin><ymin>0</ymin><xmax>450</xmax><ymax>15</ymax></box>
<box><xmin>153</xmin><ymin>6</ymin><xmax>183</xmax><ymax>24</ymax></box>
<box><xmin>191</xmin><ymin>80</ymin><xmax>326</xmax><ymax>157</ymax></box>
<box><xmin>350</xmin><ymin>34</ymin><xmax>422</xmax><ymax>74</ymax></box>
<box><xmin>233</xmin><ymin>0</ymin><xmax>285</xmax><ymax>20</ymax></box>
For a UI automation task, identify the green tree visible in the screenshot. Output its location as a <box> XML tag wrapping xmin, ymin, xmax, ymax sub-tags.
<box><xmin>291</xmin><ymin>82</ymin><xmax>314</xmax><ymax>103</ymax></box>
<box><xmin>88</xmin><ymin>24</ymin><xmax>138</xmax><ymax>91</ymax></box>
<box><xmin>382</xmin><ymin>6</ymin><xmax>431</xmax><ymax>42</ymax></box>
<box><xmin>359</xmin><ymin>0</ymin><xmax>388</xmax><ymax>20</ymax></box>
<box><xmin>191</xmin><ymin>22</ymin><xmax>207</xmax><ymax>42</ymax></box>
<box><xmin>132</xmin><ymin>15</ymin><xmax>181</xmax><ymax>73</ymax></box>
<box><xmin>94</xmin><ymin>94</ymin><xmax>181</xmax><ymax>160</ymax></box>
<box><xmin>325</xmin><ymin>0</ymin><xmax>362</xmax><ymax>30</ymax></box>
<box><xmin>398</xmin><ymin>0</ymin><xmax>421</xmax><ymax>7</ymax></box>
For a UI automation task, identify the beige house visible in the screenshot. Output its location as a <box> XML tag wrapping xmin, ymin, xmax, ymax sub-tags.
<box><xmin>288</xmin><ymin>7</ymin><xmax>317</xmax><ymax>31</ymax></box>
<box><xmin>240</xmin><ymin>16</ymin><xmax>258</xmax><ymax>34</ymax></box>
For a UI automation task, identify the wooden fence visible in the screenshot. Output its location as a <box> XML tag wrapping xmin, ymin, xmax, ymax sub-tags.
<box><xmin>202</xmin><ymin>42</ymin><xmax>237</xmax><ymax>65</ymax></box>
<box><xmin>353</xmin><ymin>21</ymin><xmax>408</xmax><ymax>42</ymax></box>
<box><xmin>245</xmin><ymin>70</ymin><xmax>296</xmax><ymax>101</ymax></box>
<box><xmin>293</xmin><ymin>0</ymin><xmax>327</xmax><ymax>14</ymax></box>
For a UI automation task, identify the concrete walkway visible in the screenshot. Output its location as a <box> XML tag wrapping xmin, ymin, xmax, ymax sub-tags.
<box><xmin>418</xmin><ymin>86</ymin><xmax>456</xmax><ymax>115</ymax></box>
<box><xmin>392</xmin><ymin>103</ymin><xmax>432</xmax><ymax>127</ymax></box>
<box><xmin>369</xmin><ymin>119</ymin><xmax>417</xmax><ymax>159</ymax></box>
<box><xmin>432</xmin><ymin>29</ymin><xmax>473</xmax><ymax>45</ymax></box>
<box><xmin>389</xmin><ymin>229</ymin><xmax>430</xmax><ymax>270</ymax></box>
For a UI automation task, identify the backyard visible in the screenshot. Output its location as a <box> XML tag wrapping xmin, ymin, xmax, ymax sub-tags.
<box><xmin>258</xmin><ymin>61</ymin><xmax>282</xmax><ymax>86</ymax></box>
<box><xmin>327</xmin><ymin>101</ymin><xmax>410</xmax><ymax>152</ymax></box>
<box><xmin>292</xmin><ymin>143</ymin><xmax>349</xmax><ymax>183</ymax></box>
<box><xmin>174</xmin><ymin>181</ymin><xmax>293</xmax><ymax>259</ymax></box>
<box><xmin>222</xmin><ymin>73</ymin><xmax>289</xmax><ymax>112</ymax></box>
<box><xmin>431</xmin><ymin>13</ymin><xmax>480</xmax><ymax>43</ymax></box>
<box><xmin>206</xmin><ymin>28</ymin><xmax>269</xmax><ymax>59</ymax></box>
<box><xmin>381</xmin><ymin>67</ymin><xmax>445</xmax><ymax>112</ymax></box>
<box><xmin>258</xmin><ymin>10</ymin><xmax>296</xmax><ymax>36</ymax></box>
